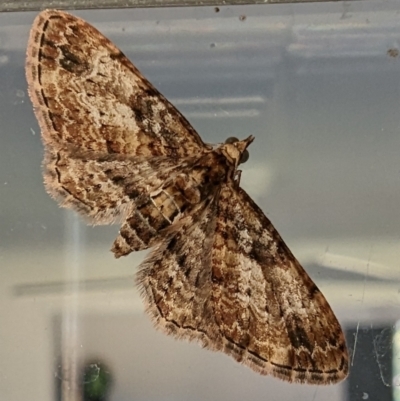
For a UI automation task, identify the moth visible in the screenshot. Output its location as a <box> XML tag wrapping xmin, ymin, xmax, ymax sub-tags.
<box><xmin>26</xmin><ymin>10</ymin><xmax>348</xmax><ymax>384</ymax></box>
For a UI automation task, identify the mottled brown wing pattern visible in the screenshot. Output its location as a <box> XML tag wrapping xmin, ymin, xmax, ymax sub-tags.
<box><xmin>26</xmin><ymin>10</ymin><xmax>349</xmax><ymax>384</ymax></box>
<box><xmin>26</xmin><ymin>10</ymin><xmax>207</xmax><ymax>157</ymax></box>
<box><xmin>137</xmin><ymin>183</ymin><xmax>348</xmax><ymax>384</ymax></box>
<box><xmin>211</xmin><ymin>185</ymin><xmax>348</xmax><ymax>383</ymax></box>
<box><xmin>137</xmin><ymin>189</ymin><xmax>221</xmax><ymax>345</ymax></box>
<box><xmin>47</xmin><ymin>150</ymin><xmax>198</xmax><ymax>251</ymax></box>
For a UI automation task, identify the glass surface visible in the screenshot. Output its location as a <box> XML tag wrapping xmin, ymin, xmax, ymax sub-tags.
<box><xmin>1</xmin><ymin>2</ymin><xmax>400</xmax><ymax>400</ymax></box>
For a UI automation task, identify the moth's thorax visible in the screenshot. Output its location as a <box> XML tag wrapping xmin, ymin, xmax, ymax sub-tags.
<box><xmin>220</xmin><ymin>143</ymin><xmax>242</xmax><ymax>168</ymax></box>
<box><xmin>148</xmin><ymin>152</ymin><xmax>230</xmax><ymax>227</ymax></box>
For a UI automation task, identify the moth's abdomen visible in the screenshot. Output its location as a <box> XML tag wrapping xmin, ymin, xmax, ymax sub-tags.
<box><xmin>112</xmin><ymin>200</ymin><xmax>170</xmax><ymax>257</ymax></box>
<box><xmin>112</xmin><ymin>172</ymin><xmax>205</xmax><ymax>257</ymax></box>
<box><xmin>150</xmin><ymin>189</ymin><xmax>187</xmax><ymax>225</ymax></box>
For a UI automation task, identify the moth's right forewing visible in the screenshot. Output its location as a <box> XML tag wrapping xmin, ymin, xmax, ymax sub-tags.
<box><xmin>26</xmin><ymin>9</ymin><xmax>207</xmax><ymax>158</ymax></box>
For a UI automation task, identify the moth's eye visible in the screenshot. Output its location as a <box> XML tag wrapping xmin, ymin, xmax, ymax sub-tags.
<box><xmin>225</xmin><ymin>137</ymin><xmax>239</xmax><ymax>144</ymax></box>
<box><xmin>240</xmin><ymin>150</ymin><xmax>249</xmax><ymax>164</ymax></box>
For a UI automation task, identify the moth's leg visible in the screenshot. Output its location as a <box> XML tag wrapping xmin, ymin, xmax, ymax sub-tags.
<box><xmin>234</xmin><ymin>169</ymin><xmax>242</xmax><ymax>185</ymax></box>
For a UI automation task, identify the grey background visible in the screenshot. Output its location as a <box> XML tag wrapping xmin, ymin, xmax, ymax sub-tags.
<box><xmin>0</xmin><ymin>0</ymin><xmax>341</xmax><ymax>13</ymax></box>
<box><xmin>1</xmin><ymin>2</ymin><xmax>400</xmax><ymax>401</ymax></box>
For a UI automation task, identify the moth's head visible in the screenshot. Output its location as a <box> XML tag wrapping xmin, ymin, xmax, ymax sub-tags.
<box><xmin>221</xmin><ymin>135</ymin><xmax>255</xmax><ymax>167</ymax></box>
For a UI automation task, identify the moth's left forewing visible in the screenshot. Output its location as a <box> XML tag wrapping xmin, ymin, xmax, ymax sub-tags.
<box><xmin>212</xmin><ymin>184</ymin><xmax>349</xmax><ymax>384</ymax></box>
